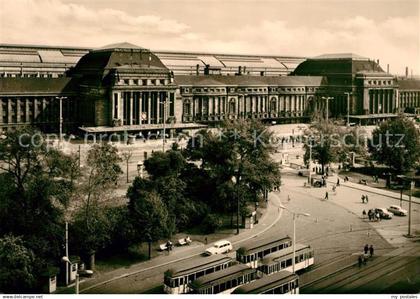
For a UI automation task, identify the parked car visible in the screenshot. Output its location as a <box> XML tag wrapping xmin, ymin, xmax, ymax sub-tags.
<box><xmin>388</xmin><ymin>205</ymin><xmax>407</xmax><ymax>216</ymax></box>
<box><xmin>205</xmin><ymin>240</ymin><xmax>232</xmax><ymax>255</ymax></box>
<box><xmin>374</xmin><ymin>208</ymin><xmax>393</xmax><ymax>219</ymax></box>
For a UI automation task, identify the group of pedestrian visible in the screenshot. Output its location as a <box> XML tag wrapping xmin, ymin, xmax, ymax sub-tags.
<box><xmin>361</xmin><ymin>194</ymin><xmax>369</xmax><ymax>203</ymax></box>
<box><xmin>358</xmin><ymin>244</ymin><xmax>375</xmax><ymax>267</ymax></box>
<box><xmin>366</xmin><ymin>209</ymin><xmax>381</xmax><ymax>221</ymax></box>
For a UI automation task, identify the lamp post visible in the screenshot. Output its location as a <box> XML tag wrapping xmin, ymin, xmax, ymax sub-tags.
<box><xmin>279</xmin><ymin>204</ymin><xmax>310</xmax><ymax>273</ymax></box>
<box><xmin>55</xmin><ymin>96</ymin><xmax>67</xmax><ymax>147</ymax></box>
<box><xmin>321</xmin><ymin>96</ymin><xmax>333</xmax><ymax>123</ymax></box>
<box><xmin>61</xmin><ymin>256</ymin><xmax>79</xmax><ymax>294</ymax></box>
<box><xmin>344</xmin><ymin>92</ymin><xmax>352</xmax><ymax>126</ymax></box>
<box><xmin>408</xmin><ymin>180</ymin><xmax>414</xmax><ymax>237</ymax></box>
<box><xmin>232</xmin><ymin>173</ymin><xmax>241</xmax><ymax>235</ymax></box>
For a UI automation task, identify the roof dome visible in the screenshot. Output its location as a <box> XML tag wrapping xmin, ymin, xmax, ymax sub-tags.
<box><xmin>93</xmin><ymin>42</ymin><xmax>147</xmax><ymax>52</ymax></box>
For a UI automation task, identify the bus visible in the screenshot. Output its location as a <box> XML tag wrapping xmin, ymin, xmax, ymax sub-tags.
<box><xmin>163</xmin><ymin>255</ymin><xmax>234</xmax><ymax>294</ymax></box>
<box><xmin>232</xmin><ymin>270</ymin><xmax>299</xmax><ymax>294</ymax></box>
<box><xmin>189</xmin><ymin>264</ymin><xmax>257</xmax><ymax>294</ymax></box>
<box><xmin>236</xmin><ymin>235</ymin><xmax>292</xmax><ymax>268</ymax></box>
<box><xmin>258</xmin><ymin>243</ymin><xmax>314</xmax><ymax>275</ymax></box>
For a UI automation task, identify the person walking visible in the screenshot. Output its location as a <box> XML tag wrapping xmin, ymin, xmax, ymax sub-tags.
<box><xmin>362</xmin><ymin>210</ymin><xmax>367</xmax><ymax>219</ymax></box>
<box><xmin>324</xmin><ymin>191</ymin><xmax>329</xmax><ymax>200</ymax></box>
<box><xmin>369</xmin><ymin>245</ymin><xmax>374</xmax><ymax>257</ymax></box>
<box><xmin>364</xmin><ymin>244</ymin><xmax>369</xmax><ymax>255</ymax></box>
<box><xmin>337</xmin><ymin>178</ymin><xmax>340</xmax><ymax>186</ymax></box>
<box><xmin>368</xmin><ymin>210</ymin><xmax>372</xmax><ymax>221</ymax></box>
<box><xmin>205</xmin><ymin>237</ymin><xmax>208</xmax><ymax>245</ymax></box>
<box><xmin>361</xmin><ymin>195</ymin><xmax>365</xmax><ymax>203</ymax></box>
<box><xmin>358</xmin><ymin>255</ymin><xmax>363</xmax><ymax>267</ymax></box>
<box><xmin>365</xmin><ymin>194</ymin><xmax>369</xmax><ymax>203</ymax></box>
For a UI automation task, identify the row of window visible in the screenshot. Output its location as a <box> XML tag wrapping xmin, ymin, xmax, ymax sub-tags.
<box><xmin>367</xmin><ymin>80</ymin><xmax>393</xmax><ymax>86</ymax></box>
<box><xmin>119</xmin><ymin>78</ymin><xmax>168</xmax><ymax>86</ymax></box>
<box><xmin>182</xmin><ymin>87</ymin><xmax>316</xmax><ymax>94</ymax></box>
<box><xmin>261</xmin><ymin>279</ymin><xmax>298</xmax><ymax>294</ymax></box>
<box><xmin>0</xmin><ymin>72</ymin><xmax>62</xmax><ymax>78</ymax></box>
<box><xmin>165</xmin><ymin>262</ymin><xmax>231</xmax><ymax>288</ymax></box>
<box><xmin>196</xmin><ymin>272</ymin><xmax>257</xmax><ymax>294</ymax></box>
<box><xmin>237</xmin><ymin>242</ymin><xmax>291</xmax><ymax>264</ymax></box>
<box><xmin>261</xmin><ymin>251</ymin><xmax>313</xmax><ymax>275</ymax></box>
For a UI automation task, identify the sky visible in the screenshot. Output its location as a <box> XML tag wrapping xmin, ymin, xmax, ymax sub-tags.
<box><xmin>0</xmin><ymin>0</ymin><xmax>419</xmax><ymax>75</ymax></box>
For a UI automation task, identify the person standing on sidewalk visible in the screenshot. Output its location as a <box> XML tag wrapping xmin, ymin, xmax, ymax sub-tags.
<box><xmin>324</xmin><ymin>191</ymin><xmax>329</xmax><ymax>200</ymax></box>
<box><xmin>365</xmin><ymin>194</ymin><xmax>369</xmax><ymax>203</ymax></box>
<box><xmin>364</xmin><ymin>244</ymin><xmax>369</xmax><ymax>254</ymax></box>
<box><xmin>369</xmin><ymin>245</ymin><xmax>374</xmax><ymax>257</ymax></box>
<box><xmin>362</xmin><ymin>210</ymin><xmax>367</xmax><ymax>219</ymax></box>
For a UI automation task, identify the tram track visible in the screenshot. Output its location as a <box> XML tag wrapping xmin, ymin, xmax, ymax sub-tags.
<box><xmin>301</xmin><ymin>246</ymin><xmax>419</xmax><ymax>293</ymax></box>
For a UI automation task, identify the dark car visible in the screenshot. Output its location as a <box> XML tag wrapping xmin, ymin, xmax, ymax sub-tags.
<box><xmin>374</xmin><ymin>208</ymin><xmax>393</xmax><ymax>219</ymax></box>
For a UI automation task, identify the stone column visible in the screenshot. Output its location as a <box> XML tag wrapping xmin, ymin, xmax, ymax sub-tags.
<box><xmin>118</xmin><ymin>92</ymin><xmax>124</xmax><ymax>121</ymax></box>
<box><xmin>138</xmin><ymin>92</ymin><xmax>142</xmax><ymax>125</ymax></box>
<box><xmin>147</xmin><ymin>92</ymin><xmax>151</xmax><ymax>125</ymax></box>
<box><xmin>25</xmin><ymin>98</ymin><xmax>30</xmax><ymax>123</ymax></box>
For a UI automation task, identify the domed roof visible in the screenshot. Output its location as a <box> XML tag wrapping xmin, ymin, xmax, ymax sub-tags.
<box><xmin>292</xmin><ymin>53</ymin><xmax>384</xmax><ymax>76</ymax></box>
<box><xmin>93</xmin><ymin>42</ymin><xmax>147</xmax><ymax>52</ymax></box>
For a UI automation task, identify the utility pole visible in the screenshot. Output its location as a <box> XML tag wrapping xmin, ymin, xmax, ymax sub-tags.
<box><xmin>344</xmin><ymin>92</ymin><xmax>352</xmax><ymax>126</ymax></box>
<box><xmin>56</xmin><ymin>96</ymin><xmax>67</xmax><ymax>147</ymax></box>
<box><xmin>408</xmin><ymin>181</ymin><xmax>414</xmax><ymax>237</ymax></box>
<box><xmin>65</xmin><ymin>221</ymin><xmax>69</xmax><ymax>286</ymax></box>
<box><xmin>321</xmin><ymin>96</ymin><xmax>333</xmax><ymax>123</ymax></box>
<box><xmin>308</xmin><ymin>143</ymin><xmax>312</xmax><ymax>185</ymax></box>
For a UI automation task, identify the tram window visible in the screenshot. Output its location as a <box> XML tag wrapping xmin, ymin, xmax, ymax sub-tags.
<box><xmin>179</xmin><ymin>277</ymin><xmax>183</xmax><ymax>285</ymax></box>
<box><xmin>295</xmin><ymin>279</ymin><xmax>299</xmax><ymax>287</ymax></box>
<box><xmin>258</xmin><ymin>251</ymin><xmax>263</xmax><ymax>258</ymax></box>
<box><xmin>238</xmin><ymin>276</ymin><xmax>243</xmax><ymax>284</ymax></box>
<box><xmin>220</xmin><ymin>282</ymin><xmax>226</xmax><ymax>292</ymax></box>
<box><xmin>286</xmin><ymin>258</ymin><xmax>292</xmax><ymax>267</ymax></box>
<box><xmin>283</xmin><ymin>283</ymin><xmax>289</xmax><ymax>293</ymax></box>
<box><xmin>281</xmin><ymin>261</ymin><xmax>286</xmax><ymax>268</ymax></box>
<box><xmin>279</xmin><ymin>244</ymin><xmax>283</xmax><ymax>250</ymax></box>
<box><xmin>226</xmin><ymin>280</ymin><xmax>231</xmax><ymax>289</ymax></box>
<box><xmin>197</xmin><ymin>270</ymin><xmax>204</xmax><ymax>277</ymax></box>
<box><xmin>214</xmin><ymin>284</ymin><xmax>220</xmax><ymax>293</ymax></box>
<box><xmin>264</xmin><ymin>249</ymin><xmax>270</xmax><ymax>256</ymax></box>
<box><xmin>188</xmin><ymin>274</ymin><xmax>195</xmax><ymax>282</ymax></box>
<box><xmin>216</xmin><ymin>265</ymin><xmax>221</xmax><ymax>271</ymax></box>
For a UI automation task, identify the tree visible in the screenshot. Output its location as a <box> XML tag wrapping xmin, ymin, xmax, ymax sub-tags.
<box><xmin>74</xmin><ymin>143</ymin><xmax>122</xmax><ymax>269</ymax></box>
<box><xmin>121</xmin><ymin>150</ymin><xmax>133</xmax><ymax>183</ymax></box>
<box><xmin>127</xmin><ymin>180</ymin><xmax>171</xmax><ymax>242</ymax></box>
<box><xmin>185</xmin><ymin>119</ymin><xmax>281</xmax><ymax>226</ymax></box>
<box><xmin>369</xmin><ymin>116</ymin><xmax>420</xmax><ymax>172</ymax></box>
<box><xmin>0</xmin><ymin>235</ymin><xmax>35</xmax><ymax>293</ymax></box>
<box><xmin>0</xmin><ymin>128</ymin><xmax>78</xmax><ymax>263</ymax></box>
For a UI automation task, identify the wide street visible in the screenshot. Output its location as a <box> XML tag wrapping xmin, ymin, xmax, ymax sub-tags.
<box><xmin>65</xmin><ymin>124</ymin><xmax>420</xmax><ymax>294</ymax></box>
<box><xmin>79</xmin><ymin>167</ymin><xmax>419</xmax><ymax>293</ymax></box>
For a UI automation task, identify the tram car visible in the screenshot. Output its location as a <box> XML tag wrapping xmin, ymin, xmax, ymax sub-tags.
<box><xmin>233</xmin><ymin>270</ymin><xmax>299</xmax><ymax>294</ymax></box>
<box><xmin>258</xmin><ymin>243</ymin><xmax>314</xmax><ymax>275</ymax></box>
<box><xmin>236</xmin><ymin>235</ymin><xmax>292</xmax><ymax>268</ymax></box>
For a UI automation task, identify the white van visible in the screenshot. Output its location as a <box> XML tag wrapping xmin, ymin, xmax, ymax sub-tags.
<box><xmin>205</xmin><ymin>240</ymin><xmax>233</xmax><ymax>255</ymax></box>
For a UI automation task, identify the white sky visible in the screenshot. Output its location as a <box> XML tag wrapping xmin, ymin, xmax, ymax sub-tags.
<box><xmin>0</xmin><ymin>0</ymin><xmax>419</xmax><ymax>75</ymax></box>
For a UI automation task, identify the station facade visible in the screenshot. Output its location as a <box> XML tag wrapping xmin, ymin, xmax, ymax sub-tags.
<box><xmin>0</xmin><ymin>43</ymin><xmax>419</xmax><ymax>134</ymax></box>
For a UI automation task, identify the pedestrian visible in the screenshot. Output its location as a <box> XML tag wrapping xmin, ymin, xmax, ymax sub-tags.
<box><xmin>361</xmin><ymin>195</ymin><xmax>365</xmax><ymax>203</ymax></box>
<box><xmin>332</xmin><ymin>185</ymin><xmax>336</xmax><ymax>192</ymax></box>
<box><xmin>337</xmin><ymin>178</ymin><xmax>340</xmax><ymax>186</ymax></box>
<box><xmin>376</xmin><ymin>212</ymin><xmax>380</xmax><ymax>221</ymax></box>
<box><xmin>324</xmin><ymin>191</ymin><xmax>329</xmax><ymax>200</ymax></box>
<box><xmin>358</xmin><ymin>255</ymin><xmax>363</xmax><ymax>267</ymax></box>
<box><xmin>365</xmin><ymin>194</ymin><xmax>369</xmax><ymax>203</ymax></box>
<box><xmin>364</xmin><ymin>244</ymin><xmax>369</xmax><ymax>254</ymax></box>
<box><xmin>369</xmin><ymin>245</ymin><xmax>374</xmax><ymax>257</ymax></box>
<box><xmin>368</xmin><ymin>210</ymin><xmax>371</xmax><ymax>221</ymax></box>
<box><xmin>362</xmin><ymin>210</ymin><xmax>366</xmax><ymax>218</ymax></box>
<box><xmin>288</xmin><ymin>195</ymin><xmax>291</xmax><ymax>202</ymax></box>
<box><xmin>205</xmin><ymin>237</ymin><xmax>208</xmax><ymax>245</ymax></box>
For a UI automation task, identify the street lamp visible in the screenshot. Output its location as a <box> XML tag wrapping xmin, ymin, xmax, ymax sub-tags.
<box><xmin>344</xmin><ymin>92</ymin><xmax>352</xmax><ymax>126</ymax></box>
<box><xmin>55</xmin><ymin>96</ymin><xmax>68</xmax><ymax>147</ymax></box>
<box><xmin>61</xmin><ymin>256</ymin><xmax>79</xmax><ymax>294</ymax></box>
<box><xmin>232</xmin><ymin>173</ymin><xmax>241</xmax><ymax>235</ymax></box>
<box><xmin>321</xmin><ymin>96</ymin><xmax>333</xmax><ymax>123</ymax></box>
<box><xmin>279</xmin><ymin>204</ymin><xmax>310</xmax><ymax>273</ymax></box>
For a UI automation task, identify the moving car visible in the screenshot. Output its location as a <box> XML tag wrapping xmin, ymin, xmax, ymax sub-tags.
<box><xmin>205</xmin><ymin>240</ymin><xmax>233</xmax><ymax>255</ymax></box>
<box><xmin>374</xmin><ymin>208</ymin><xmax>393</xmax><ymax>219</ymax></box>
<box><xmin>388</xmin><ymin>205</ymin><xmax>407</xmax><ymax>216</ymax></box>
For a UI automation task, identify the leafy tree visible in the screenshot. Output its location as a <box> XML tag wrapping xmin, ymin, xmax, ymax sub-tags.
<box><xmin>0</xmin><ymin>128</ymin><xmax>78</xmax><ymax>263</ymax></box>
<box><xmin>72</xmin><ymin>143</ymin><xmax>122</xmax><ymax>269</ymax></box>
<box><xmin>185</xmin><ymin>119</ymin><xmax>281</xmax><ymax>219</ymax></box>
<box><xmin>127</xmin><ymin>180</ymin><xmax>171</xmax><ymax>242</ymax></box>
<box><xmin>0</xmin><ymin>235</ymin><xmax>35</xmax><ymax>293</ymax></box>
<box><xmin>369</xmin><ymin>116</ymin><xmax>420</xmax><ymax>172</ymax></box>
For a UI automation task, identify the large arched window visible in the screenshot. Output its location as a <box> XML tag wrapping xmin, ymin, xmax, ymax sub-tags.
<box><xmin>229</xmin><ymin>98</ymin><xmax>236</xmax><ymax>114</ymax></box>
<box><xmin>270</xmin><ymin>97</ymin><xmax>277</xmax><ymax>112</ymax></box>
<box><xmin>183</xmin><ymin>100</ymin><xmax>191</xmax><ymax>115</ymax></box>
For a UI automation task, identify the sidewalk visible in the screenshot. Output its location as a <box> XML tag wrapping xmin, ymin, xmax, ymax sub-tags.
<box><xmin>333</xmin><ymin>175</ymin><xmax>420</xmax><ymax>204</ymax></box>
<box><xmin>78</xmin><ymin>190</ymin><xmax>283</xmax><ymax>293</ymax></box>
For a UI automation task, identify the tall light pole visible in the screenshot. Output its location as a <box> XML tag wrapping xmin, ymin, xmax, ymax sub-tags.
<box><xmin>408</xmin><ymin>180</ymin><xmax>414</xmax><ymax>237</ymax></box>
<box><xmin>344</xmin><ymin>92</ymin><xmax>352</xmax><ymax>126</ymax></box>
<box><xmin>56</xmin><ymin>96</ymin><xmax>67</xmax><ymax>147</ymax></box>
<box><xmin>321</xmin><ymin>96</ymin><xmax>333</xmax><ymax>123</ymax></box>
<box><xmin>160</xmin><ymin>97</ymin><xmax>168</xmax><ymax>152</ymax></box>
<box><xmin>279</xmin><ymin>204</ymin><xmax>310</xmax><ymax>273</ymax></box>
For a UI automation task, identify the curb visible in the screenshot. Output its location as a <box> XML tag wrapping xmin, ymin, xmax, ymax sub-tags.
<box><xmin>332</xmin><ymin>177</ymin><xmax>420</xmax><ymax>205</ymax></box>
